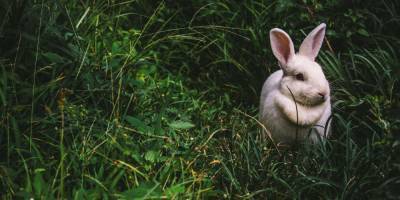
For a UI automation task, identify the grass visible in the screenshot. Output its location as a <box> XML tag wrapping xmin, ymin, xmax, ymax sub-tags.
<box><xmin>0</xmin><ymin>0</ymin><xmax>400</xmax><ymax>199</ymax></box>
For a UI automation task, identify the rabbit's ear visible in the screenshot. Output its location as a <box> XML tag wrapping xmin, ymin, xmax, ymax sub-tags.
<box><xmin>270</xmin><ymin>28</ymin><xmax>295</xmax><ymax>67</ymax></box>
<box><xmin>299</xmin><ymin>23</ymin><xmax>326</xmax><ymax>60</ymax></box>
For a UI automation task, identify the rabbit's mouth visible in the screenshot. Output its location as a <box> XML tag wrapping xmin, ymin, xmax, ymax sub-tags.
<box><xmin>283</xmin><ymin>84</ymin><xmax>328</xmax><ymax>107</ymax></box>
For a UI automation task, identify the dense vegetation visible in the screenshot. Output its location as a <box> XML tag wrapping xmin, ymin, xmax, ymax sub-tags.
<box><xmin>1</xmin><ymin>0</ymin><xmax>399</xmax><ymax>199</ymax></box>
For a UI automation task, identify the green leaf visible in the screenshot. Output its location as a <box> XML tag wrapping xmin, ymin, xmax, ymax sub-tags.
<box><xmin>122</xmin><ymin>182</ymin><xmax>162</xmax><ymax>199</ymax></box>
<box><xmin>74</xmin><ymin>188</ymin><xmax>86</xmax><ymax>200</ymax></box>
<box><xmin>43</xmin><ymin>52</ymin><xmax>64</xmax><ymax>63</ymax></box>
<box><xmin>125</xmin><ymin>116</ymin><xmax>149</xmax><ymax>132</ymax></box>
<box><xmin>169</xmin><ymin>121</ymin><xmax>195</xmax><ymax>130</ymax></box>
<box><xmin>33</xmin><ymin>168</ymin><xmax>46</xmax><ymax>196</ymax></box>
<box><xmin>357</xmin><ymin>29</ymin><xmax>370</xmax><ymax>37</ymax></box>
<box><xmin>144</xmin><ymin>150</ymin><xmax>158</xmax><ymax>163</ymax></box>
<box><xmin>165</xmin><ymin>184</ymin><xmax>185</xmax><ymax>197</ymax></box>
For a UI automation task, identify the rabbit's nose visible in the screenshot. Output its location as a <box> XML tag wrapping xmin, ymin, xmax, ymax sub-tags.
<box><xmin>318</xmin><ymin>92</ymin><xmax>326</xmax><ymax>100</ymax></box>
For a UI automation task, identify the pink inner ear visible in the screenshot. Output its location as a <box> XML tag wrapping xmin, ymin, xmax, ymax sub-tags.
<box><xmin>312</xmin><ymin>29</ymin><xmax>324</xmax><ymax>50</ymax></box>
<box><xmin>276</xmin><ymin>34</ymin><xmax>291</xmax><ymax>62</ymax></box>
<box><xmin>299</xmin><ymin>23</ymin><xmax>326</xmax><ymax>60</ymax></box>
<box><xmin>270</xmin><ymin>28</ymin><xmax>294</xmax><ymax>66</ymax></box>
<box><xmin>271</xmin><ymin>31</ymin><xmax>293</xmax><ymax>64</ymax></box>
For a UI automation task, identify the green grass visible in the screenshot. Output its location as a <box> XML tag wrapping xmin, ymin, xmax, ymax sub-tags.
<box><xmin>1</xmin><ymin>0</ymin><xmax>400</xmax><ymax>199</ymax></box>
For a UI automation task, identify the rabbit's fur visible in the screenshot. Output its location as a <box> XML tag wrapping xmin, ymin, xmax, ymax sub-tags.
<box><xmin>260</xmin><ymin>23</ymin><xmax>331</xmax><ymax>144</ymax></box>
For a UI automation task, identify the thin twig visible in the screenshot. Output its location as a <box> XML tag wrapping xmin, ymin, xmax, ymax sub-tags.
<box><xmin>325</xmin><ymin>37</ymin><xmax>335</xmax><ymax>53</ymax></box>
<box><xmin>234</xmin><ymin>109</ymin><xmax>280</xmax><ymax>154</ymax></box>
<box><xmin>286</xmin><ymin>86</ymin><xmax>299</xmax><ymax>144</ymax></box>
<box><xmin>117</xmin><ymin>125</ymin><xmax>170</xmax><ymax>140</ymax></box>
<box><xmin>199</xmin><ymin>128</ymin><xmax>228</xmax><ymax>150</ymax></box>
<box><xmin>324</xmin><ymin>114</ymin><xmax>333</xmax><ymax>138</ymax></box>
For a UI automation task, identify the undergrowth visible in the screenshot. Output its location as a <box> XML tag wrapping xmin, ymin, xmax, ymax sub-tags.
<box><xmin>0</xmin><ymin>0</ymin><xmax>399</xmax><ymax>199</ymax></box>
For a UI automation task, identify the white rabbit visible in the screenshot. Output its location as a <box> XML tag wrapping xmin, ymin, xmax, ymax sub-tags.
<box><xmin>259</xmin><ymin>23</ymin><xmax>331</xmax><ymax>144</ymax></box>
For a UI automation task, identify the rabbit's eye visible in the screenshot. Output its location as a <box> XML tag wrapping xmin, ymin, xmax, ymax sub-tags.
<box><xmin>295</xmin><ymin>73</ymin><xmax>304</xmax><ymax>81</ymax></box>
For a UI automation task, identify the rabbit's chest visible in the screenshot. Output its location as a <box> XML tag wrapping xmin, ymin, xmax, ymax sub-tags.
<box><xmin>264</xmin><ymin>109</ymin><xmax>312</xmax><ymax>143</ymax></box>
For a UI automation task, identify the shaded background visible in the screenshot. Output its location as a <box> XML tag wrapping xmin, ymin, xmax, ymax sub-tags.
<box><xmin>1</xmin><ymin>0</ymin><xmax>400</xmax><ymax>199</ymax></box>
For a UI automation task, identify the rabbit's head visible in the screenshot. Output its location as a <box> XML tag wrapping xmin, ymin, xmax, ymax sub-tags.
<box><xmin>270</xmin><ymin>23</ymin><xmax>330</xmax><ymax>106</ymax></box>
